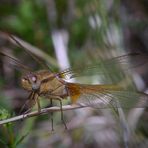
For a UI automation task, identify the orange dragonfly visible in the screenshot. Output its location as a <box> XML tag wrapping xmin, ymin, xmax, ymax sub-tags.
<box><xmin>0</xmin><ymin>35</ymin><xmax>148</xmax><ymax>129</ymax></box>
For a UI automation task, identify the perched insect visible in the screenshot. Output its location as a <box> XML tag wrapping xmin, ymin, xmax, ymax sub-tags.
<box><xmin>0</xmin><ymin>34</ymin><xmax>148</xmax><ymax>130</ymax></box>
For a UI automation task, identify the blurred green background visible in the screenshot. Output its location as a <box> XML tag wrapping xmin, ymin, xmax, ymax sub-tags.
<box><xmin>0</xmin><ymin>0</ymin><xmax>148</xmax><ymax>148</ymax></box>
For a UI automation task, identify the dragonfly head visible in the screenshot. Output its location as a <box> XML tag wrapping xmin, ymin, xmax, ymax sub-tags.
<box><xmin>21</xmin><ymin>72</ymin><xmax>41</xmax><ymax>92</ymax></box>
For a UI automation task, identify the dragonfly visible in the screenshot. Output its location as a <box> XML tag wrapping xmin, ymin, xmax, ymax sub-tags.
<box><xmin>0</xmin><ymin>34</ymin><xmax>148</xmax><ymax>129</ymax></box>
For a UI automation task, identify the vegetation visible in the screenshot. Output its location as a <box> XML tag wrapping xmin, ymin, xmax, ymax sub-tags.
<box><xmin>0</xmin><ymin>0</ymin><xmax>148</xmax><ymax>147</ymax></box>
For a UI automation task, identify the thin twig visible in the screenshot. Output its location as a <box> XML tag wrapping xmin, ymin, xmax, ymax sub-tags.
<box><xmin>0</xmin><ymin>105</ymin><xmax>85</xmax><ymax>125</ymax></box>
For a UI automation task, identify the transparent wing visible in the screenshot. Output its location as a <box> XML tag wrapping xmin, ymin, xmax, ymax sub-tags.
<box><xmin>58</xmin><ymin>53</ymin><xmax>148</xmax><ymax>79</ymax></box>
<box><xmin>0</xmin><ymin>51</ymin><xmax>32</xmax><ymax>72</ymax></box>
<box><xmin>9</xmin><ymin>34</ymin><xmax>54</xmax><ymax>71</ymax></box>
<box><xmin>71</xmin><ymin>85</ymin><xmax>148</xmax><ymax>109</ymax></box>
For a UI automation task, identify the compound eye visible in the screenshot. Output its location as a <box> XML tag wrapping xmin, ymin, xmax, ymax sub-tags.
<box><xmin>32</xmin><ymin>76</ymin><xmax>37</xmax><ymax>83</ymax></box>
<box><xmin>22</xmin><ymin>77</ymin><xmax>27</xmax><ymax>82</ymax></box>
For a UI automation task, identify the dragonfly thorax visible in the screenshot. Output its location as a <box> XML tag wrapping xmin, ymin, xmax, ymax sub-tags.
<box><xmin>21</xmin><ymin>70</ymin><xmax>67</xmax><ymax>97</ymax></box>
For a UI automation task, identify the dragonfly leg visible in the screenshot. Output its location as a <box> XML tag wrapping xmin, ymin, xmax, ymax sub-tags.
<box><xmin>35</xmin><ymin>94</ymin><xmax>41</xmax><ymax>113</ymax></box>
<box><xmin>19</xmin><ymin>92</ymin><xmax>34</xmax><ymax>115</ymax></box>
<box><xmin>55</xmin><ymin>97</ymin><xmax>68</xmax><ymax>130</ymax></box>
<box><xmin>50</xmin><ymin>99</ymin><xmax>54</xmax><ymax>131</ymax></box>
<box><xmin>59</xmin><ymin>99</ymin><xmax>68</xmax><ymax>130</ymax></box>
<box><xmin>21</xmin><ymin>107</ymin><xmax>33</xmax><ymax>121</ymax></box>
<box><xmin>19</xmin><ymin>99</ymin><xmax>30</xmax><ymax>115</ymax></box>
<box><xmin>20</xmin><ymin>92</ymin><xmax>36</xmax><ymax>121</ymax></box>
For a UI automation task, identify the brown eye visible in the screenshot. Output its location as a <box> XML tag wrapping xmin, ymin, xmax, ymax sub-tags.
<box><xmin>22</xmin><ymin>78</ymin><xmax>27</xmax><ymax>82</ymax></box>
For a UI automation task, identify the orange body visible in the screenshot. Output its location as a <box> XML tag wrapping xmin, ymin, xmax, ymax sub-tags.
<box><xmin>1</xmin><ymin>51</ymin><xmax>146</xmax><ymax>109</ymax></box>
<box><xmin>21</xmin><ymin>70</ymin><xmax>131</xmax><ymax>108</ymax></box>
<box><xmin>66</xmin><ymin>83</ymin><xmax>122</xmax><ymax>104</ymax></box>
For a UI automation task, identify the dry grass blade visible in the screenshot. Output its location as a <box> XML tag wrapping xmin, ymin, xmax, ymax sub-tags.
<box><xmin>10</xmin><ymin>35</ymin><xmax>58</xmax><ymax>67</ymax></box>
<box><xmin>1</xmin><ymin>32</ymin><xmax>58</xmax><ymax>68</ymax></box>
<box><xmin>0</xmin><ymin>51</ymin><xmax>32</xmax><ymax>72</ymax></box>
